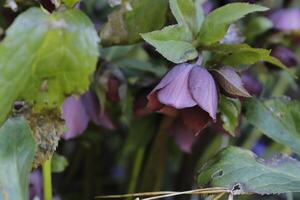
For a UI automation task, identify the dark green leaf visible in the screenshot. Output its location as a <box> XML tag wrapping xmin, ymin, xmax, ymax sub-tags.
<box><xmin>0</xmin><ymin>8</ymin><xmax>99</xmax><ymax>124</ymax></box>
<box><xmin>197</xmin><ymin>146</ymin><xmax>300</xmax><ymax>194</ymax></box>
<box><xmin>100</xmin><ymin>0</ymin><xmax>168</xmax><ymax>45</ymax></box>
<box><xmin>141</xmin><ymin>25</ymin><xmax>198</xmax><ymax>63</ymax></box>
<box><xmin>51</xmin><ymin>153</ymin><xmax>69</xmax><ymax>173</ymax></box>
<box><xmin>245</xmin><ymin>98</ymin><xmax>300</xmax><ymax>155</ymax></box>
<box><xmin>0</xmin><ymin>117</ymin><xmax>36</xmax><ymax>200</ymax></box>
<box><xmin>197</xmin><ymin>3</ymin><xmax>268</xmax><ymax>45</ymax></box>
<box><xmin>218</xmin><ymin>95</ymin><xmax>241</xmax><ymax>136</ymax></box>
<box><xmin>209</xmin><ymin>44</ymin><xmax>289</xmax><ymax>70</ymax></box>
<box><xmin>169</xmin><ymin>0</ymin><xmax>204</xmax><ymax>35</ymax></box>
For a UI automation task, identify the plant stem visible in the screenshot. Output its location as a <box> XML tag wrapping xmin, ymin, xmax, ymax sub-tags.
<box><xmin>43</xmin><ymin>157</ymin><xmax>53</xmax><ymax>200</ymax></box>
<box><xmin>127</xmin><ymin>147</ymin><xmax>145</xmax><ymax>194</ymax></box>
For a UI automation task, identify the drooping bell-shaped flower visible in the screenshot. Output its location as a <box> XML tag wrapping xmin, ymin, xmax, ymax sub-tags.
<box><xmin>148</xmin><ymin>63</ymin><xmax>218</xmax><ymax>121</ymax></box>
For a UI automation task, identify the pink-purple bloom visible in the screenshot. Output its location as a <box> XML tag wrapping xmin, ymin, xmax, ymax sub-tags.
<box><xmin>147</xmin><ymin>62</ymin><xmax>251</xmax><ymax>152</ymax></box>
<box><xmin>62</xmin><ymin>91</ymin><xmax>114</xmax><ymax>140</ymax></box>
<box><xmin>268</xmin><ymin>8</ymin><xmax>300</xmax><ymax>31</ymax></box>
<box><xmin>148</xmin><ymin>63</ymin><xmax>218</xmax><ymax>121</ymax></box>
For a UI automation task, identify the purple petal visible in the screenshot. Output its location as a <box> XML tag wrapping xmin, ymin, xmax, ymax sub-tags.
<box><xmin>157</xmin><ymin>64</ymin><xmax>197</xmax><ymax>109</ymax></box>
<box><xmin>98</xmin><ymin>112</ymin><xmax>115</xmax><ymax>130</ymax></box>
<box><xmin>29</xmin><ymin>170</ymin><xmax>43</xmax><ymax>200</ymax></box>
<box><xmin>81</xmin><ymin>91</ymin><xmax>101</xmax><ymax>125</ymax></box>
<box><xmin>268</xmin><ymin>8</ymin><xmax>300</xmax><ymax>31</ymax></box>
<box><xmin>241</xmin><ymin>72</ymin><xmax>262</xmax><ymax>96</ymax></box>
<box><xmin>171</xmin><ymin>120</ymin><xmax>199</xmax><ymax>153</ymax></box>
<box><xmin>188</xmin><ymin>66</ymin><xmax>218</xmax><ymax>120</ymax></box>
<box><xmin>148</xmin><ymin>64</ymin><xmax>196</xmax><ymax>109</ymax></box>
<box><xmin>61</xmin><ymin>96</ymin><xmax>90</xmax><ymax>140</ymax></box>
<box><xmin>271</xmin><ymin>45</ymin><xmax>298</xmax><ymax>68</ymax></box>
<box><xmin>213</xmin><ymin>67</ymin><xmax>251</xmax><ymax>98</ymax></box>
<box><xmin>202</xmin><ymin>0</ymin><xmax>214</xmax><ymax>14</ymax></box>
<box><xmin>180</xmin><ymin>107</ymin><xmax>209</xmax><ymax>134</ymax></box>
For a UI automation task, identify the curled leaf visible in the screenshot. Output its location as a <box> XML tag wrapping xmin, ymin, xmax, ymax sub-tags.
<box><xmin>213</xmin><ymin>67</ymin><xmax>251</xmax><ymax>97</ymax></box>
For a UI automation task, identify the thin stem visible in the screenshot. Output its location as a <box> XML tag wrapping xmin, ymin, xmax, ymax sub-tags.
<box><xmin>95</xmin><ymin>187</ymin><xmax>230</xmax><ymax>199</ymax></box>
<box><xmin>42</xmin><ymin>157</ymin><xmax>53</xmax><ymax>200</ymax></box>
<box><xmin>127</xmin><ymin>147</ymin><xmax>145</xmax><ymax>194</ymax></box>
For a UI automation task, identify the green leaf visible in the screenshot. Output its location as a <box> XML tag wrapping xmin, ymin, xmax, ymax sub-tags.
<box><xmin>0</xmin><ymin>8</ymin><xmax>99</xmax><ymax>125</ymax></box>
<box><xmin>51</xmin><ymin>153</ymin><xmax>69</xmax><ymax>173</ymax></box>
<box><xmin>209</xmin><ymin>44</ymin><xmax>289</xmax><ymax>70</ymax></box>
<box><xmin>141</xmin><ymin>25</ymin><xmax>198</xmax><ymax>63</ymax></box>
<box><xmin>197</xmin><ymin>3</ymin><xmax>268</xmax><ymax>45</ymax></box>
<box><xmin>218</xmin><ymin>95</ymin><xmax>241</xmax><ymax>136</ymax></box>
<box><xmin>197</xmin><ymin>146</ymin><xmax>300</xmax><ymax>194</ymax></box>
<box><xmin>169</xmin><ymin>0</ymin><xmax>204</xmax><ymax>35</ymax></box>
<box><xmin>245</xmin><ymin>98</ymin><xmax>300</xmax><ymax>155</ymax></box>
<box><xmin>0</xmin><ymin>117</ymin><xmax>36</xmax><ymax>200</ymax></box>
<box><xmin>100</xmin><ymin>0</ymin><xmax>168</xmax><ymax>46</ymax></box>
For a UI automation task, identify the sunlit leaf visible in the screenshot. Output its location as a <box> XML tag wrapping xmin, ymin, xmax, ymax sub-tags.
<box><xmin>0</xmin><ymin>8</ymin><xmax>99</xmax><ymax>125</ymax></box>
<box><xmin>169</xmin><ymin>0</ymin><xmax>204</xmax><ymax>35</ymax></box>
<box><xmin>197</xmin><ymin>3</ymin><xmax>268</xmax><ymax>45</ymax></box>
<box><xmin>141</xmin><ymin>25</ymin><xmax>198</xmax><ymax>63</ymax></box>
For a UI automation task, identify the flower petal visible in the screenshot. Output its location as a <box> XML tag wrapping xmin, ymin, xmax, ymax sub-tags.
<box><xmin>271</xmin><ymin>45</ymin><xmax>297</xmax><ymax>68</ymax></box>
<box><xmin>61</xmin><ymin>96</ymin><xmax>90</xmax><ymax>140</ymax></box>
<box><xmin>29</xmin><ymin>170</ymin><xmax>43</xmax><ymax>200</ymax></box>
<box><xmin>180</xmin><ymin>107</ymin><xmax>209</xmax><ymax>134</ymax></box>
<box><xmin>147</xmin><ymin>91</ymin><xmax>164</xmax><ymax>111</ymax></box>
<box><xmin>81</xmin><ymin>91</ymin><xmax>101</xmax><ymax>125</ymax></box>
<box><xmin>213</xmin><ymin>67</ymin><xmax>251</xmax><ymax>98</ymax></box>
<box><xmin>159</xmin><ymin>106</ymin><xmax>179</xmax><ymax>117</ymax></box>
<box><xmin>171</xmin><ymin>120</ymin><xmax>199</xmax><ymax>153</ymax></box>
<box><xmin>148</xmin><ymin>64</ymin><xmax>196</xmax><ymax>109</ymax></box>
<box><xmin>268</xmin><ymin>8</ymin><xmax>300</xmax><ymax>31</ymax></box>
<box><xmin>188</xmin><ymin>66</ymin><xmax>218</xmax><ymax>120</ymax></box>
<box><xmin>157</xmin><ymin>65</ymin><xmax>197</xmax><ymax>109</ymax></box>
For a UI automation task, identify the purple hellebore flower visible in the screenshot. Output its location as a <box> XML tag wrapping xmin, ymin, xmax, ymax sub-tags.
<box><xmin>268</xmin><ymin>8</ymin><xmax>300</xmax><ymax>31</ymax></box>
<box><xmin>270</xmin><ymin>45</ymin><xmax>298</xmax><ymax>68</ymax></box>
<box><xmin>62</xmin><ymin>91</ymin><xmax>114</xmax><ymax>140</ymax></box>
<box><xmin>148</xmin><ymin>63</ymin><xmax>218</xmax><ymax>121</ymax></box>
<box><xmin>29</xmin><ymin>170</ymin><xmax>43</xmax><ymax>200</ymax></box>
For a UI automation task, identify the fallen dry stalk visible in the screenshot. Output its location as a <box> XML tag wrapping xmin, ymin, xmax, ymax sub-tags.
<box><xmin>95</xmin><ymin>187</ymin><xmax>230</xmax><ymax>200</ymax></box>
